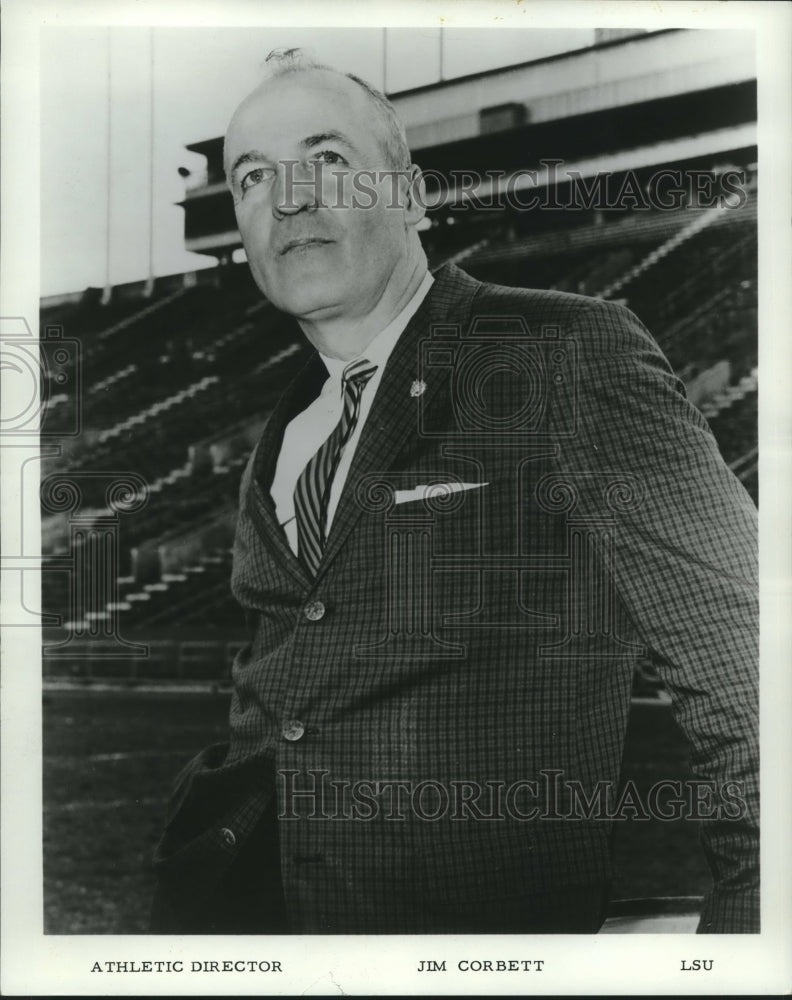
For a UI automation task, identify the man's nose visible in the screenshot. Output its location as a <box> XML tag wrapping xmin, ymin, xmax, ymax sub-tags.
<box><xmin>273</xmin><ymin>159</ymin><xmax>320</xmax><ymax>218</ymax></box>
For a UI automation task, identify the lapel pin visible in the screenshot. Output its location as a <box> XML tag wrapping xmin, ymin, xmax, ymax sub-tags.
<box><xmin>410</xmin><ymin>379</ymin><xmax>426</xmax><ymax>398</ymax></box>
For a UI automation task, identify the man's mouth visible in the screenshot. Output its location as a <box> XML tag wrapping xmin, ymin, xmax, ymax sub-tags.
<box><xmin>279</xmin><ymin>237</ymin><xmax>334</xmax><ymax>255</ymax></box>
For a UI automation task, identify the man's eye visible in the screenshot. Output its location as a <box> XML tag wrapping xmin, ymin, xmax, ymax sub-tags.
<box><xmin>240</xmin><ymin>167</ymin><xmax>272</xmax><ymax>192</ymax></box>
<box><xmin>311</xmin><ymin>149</ymin><xmax>346</xmax><ymax>166</ymax></box>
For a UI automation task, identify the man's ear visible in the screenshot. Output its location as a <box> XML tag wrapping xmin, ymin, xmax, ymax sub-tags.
<box><xmin>403</xmin><ymin>164</ymin><xmax>427</xmax><ymax>227</ymax></box>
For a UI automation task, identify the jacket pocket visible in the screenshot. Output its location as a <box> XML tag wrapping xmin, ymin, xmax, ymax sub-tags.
<box><xmin>154</xmin><ymin>743</ymin><xmax>274</xmax><ymax>869</ymax></box>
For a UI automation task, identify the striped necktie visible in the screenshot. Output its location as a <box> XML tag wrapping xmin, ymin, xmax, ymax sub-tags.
<box><xmin>294</xmin><ymin>358</ymin><xmax>378</xmax><ymax>575</ymax></box>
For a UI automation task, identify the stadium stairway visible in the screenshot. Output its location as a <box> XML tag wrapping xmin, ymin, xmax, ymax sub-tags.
<box><xmin>596</xmin><ymin>205</ymin><xmax>728</xmax><ymax>300</ymax></box>
<box><xmin>108</xmin><ymin>549</ymin><xmax>241</xmax><ymax>631</ymax></box>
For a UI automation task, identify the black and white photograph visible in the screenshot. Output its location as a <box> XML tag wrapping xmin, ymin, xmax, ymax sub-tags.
<box><xmin>1</xmin><ymin>0</ymin><xmax>790</xmax><ymax>994</ymax></box>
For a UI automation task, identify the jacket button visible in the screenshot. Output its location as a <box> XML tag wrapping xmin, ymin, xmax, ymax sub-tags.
<box><xmin>220</xmin><ymin>827</ymin><xmax>236</xmax><ymax>846</ymax></box>
<box><xmin>303</xmin><ymin>600</ymin><xmax>326</xmax><ymax>621</ymax></box>
<box><xmin>282</xmin><ymin>720</ymin><xmax>306</xmax><ymax>742</ymax></box>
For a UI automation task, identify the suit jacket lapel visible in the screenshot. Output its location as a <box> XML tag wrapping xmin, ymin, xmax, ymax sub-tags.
<box><xmin>318</xmin><ymin>263</ymin><xmax>482</xmax><ymax>579</ymax></box>
<box><xmin>246</xmin><ymin>348</ymin><xmax>326</xmax><ymax>587</ymax></box>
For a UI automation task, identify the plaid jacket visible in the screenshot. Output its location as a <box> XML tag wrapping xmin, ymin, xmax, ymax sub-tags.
<box><xmin>153</xmin><ymin>262</ymin><xmax>758</xmax><ymax>933</ymax></box>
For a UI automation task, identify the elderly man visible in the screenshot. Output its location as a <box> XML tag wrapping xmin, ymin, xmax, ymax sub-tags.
<box><xmin>151</xmin><ymin>49</ymin><xmax>758</xmax><ymax>934</ymax></box>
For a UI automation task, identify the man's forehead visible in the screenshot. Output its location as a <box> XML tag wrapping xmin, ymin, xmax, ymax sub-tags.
<box><xmin>226</xmin><ymin>70</ymin><xmax>365</xmax><ymax>152</ymax></box>
<box><xmin>225</xmin><ymin>70</ymin><xmax>379</xmax><ymax>170</ymax></box>
<box><xmin>229</xmin><ymin>70</ymin><xmax>364</xmax><ymax>135</ymax></box>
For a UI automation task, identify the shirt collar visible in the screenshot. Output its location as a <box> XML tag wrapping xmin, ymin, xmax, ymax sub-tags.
<box><xmin>319</xmin><ymin>271</ymin><xmax>434</xmax><ymax>384</ymax></box>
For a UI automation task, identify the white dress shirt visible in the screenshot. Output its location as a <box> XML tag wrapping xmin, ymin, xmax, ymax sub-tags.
<box><xmin>271</xmin><ymin>271</ymin><xmax>434</xmax><ymax>555</ymax></box>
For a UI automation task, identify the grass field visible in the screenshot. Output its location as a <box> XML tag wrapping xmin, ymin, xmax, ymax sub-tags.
<box><xmin>42</xmin><ymin>686</ymin><xmax>711</xmax><ymax>934</ymax></box>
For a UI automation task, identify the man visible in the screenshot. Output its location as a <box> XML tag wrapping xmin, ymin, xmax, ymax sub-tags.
<box><xmin>151</xmin><ymin>49</ymin><xmax>758</xmax><ymax>934</ymax></box>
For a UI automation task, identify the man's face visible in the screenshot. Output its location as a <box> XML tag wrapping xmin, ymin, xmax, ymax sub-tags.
<box><xmin>225</xmin><ymin>70</ymin><xmax>419</xmax><ymax>324</ymax></box>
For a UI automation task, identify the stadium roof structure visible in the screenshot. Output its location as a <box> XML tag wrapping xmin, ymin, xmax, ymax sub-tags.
<box><xmin>178</xmin><ymin>28</ymin><xmax>756</xmax><ymax>261</ymax></box>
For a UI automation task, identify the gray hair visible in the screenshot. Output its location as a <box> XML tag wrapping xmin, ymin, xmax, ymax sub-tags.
<box><xmin>261</xmin><ymin>47</ymin><xmax>411</xmax><ymax>171</ymax></box>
